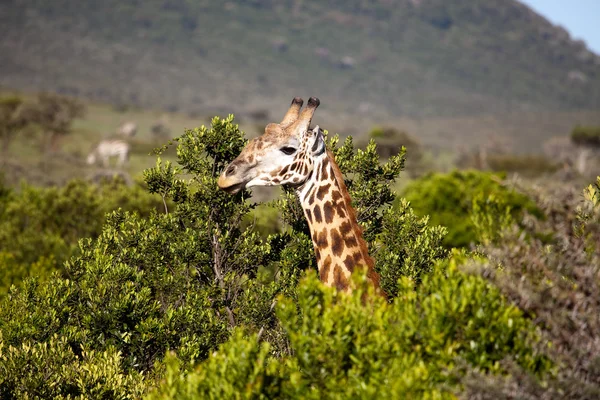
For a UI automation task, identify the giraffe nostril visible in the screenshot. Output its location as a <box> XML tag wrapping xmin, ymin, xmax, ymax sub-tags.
<box><xmin>226</xmin><ymin>165</ymin><xmax>236</xmax><ymax>176</ymax></box>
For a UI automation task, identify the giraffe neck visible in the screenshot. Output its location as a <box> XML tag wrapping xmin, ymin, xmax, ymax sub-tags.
<box><xmin>296</xmin><ymin>150</ymin><xmax>382</xmax><ymax>294</ymax></box>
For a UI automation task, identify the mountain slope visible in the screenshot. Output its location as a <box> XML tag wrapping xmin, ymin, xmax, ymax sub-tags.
<box><xmin>1</xmin><ymin>0</ymin><xmax>599</xmax><ymax>121</ymax></box>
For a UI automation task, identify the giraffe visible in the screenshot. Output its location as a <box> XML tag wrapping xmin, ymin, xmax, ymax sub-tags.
<box><xmin>217</xmin><ymin>97</ymin><xmax>385</xmax><ymax>297</ymax></box>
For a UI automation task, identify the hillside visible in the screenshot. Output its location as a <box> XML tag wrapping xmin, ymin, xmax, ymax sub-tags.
<box><xmin>1</xmin><ymin>0</ymin><xmax>599</xmax><ymax>125</ymax></box>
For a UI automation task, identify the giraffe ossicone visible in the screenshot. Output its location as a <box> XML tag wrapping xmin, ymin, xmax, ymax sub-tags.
<box><xmin>218</xmin><ymin>97</ymin><xmax>385</xmax><ymax>297</ymax></box>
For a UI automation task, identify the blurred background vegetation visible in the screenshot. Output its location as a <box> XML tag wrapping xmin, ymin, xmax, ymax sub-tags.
<box><xmin>2</xmin><ymin>0</ymin><xmax>600</xmax><ymax>143</ymax></box>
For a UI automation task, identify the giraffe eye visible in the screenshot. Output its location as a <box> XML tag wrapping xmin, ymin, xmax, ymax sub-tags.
<box><xmin>280</xmin><ymin>146</ymin><xmax>297</xmax><ymax>155</ymax></box>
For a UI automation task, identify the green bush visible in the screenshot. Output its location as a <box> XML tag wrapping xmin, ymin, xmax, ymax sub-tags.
<box><xmin>464</xmin><ymin>177</ymin><xmax>600</xmax><ymax>398</ymax></box>
<box><xmin>375</xmin><ymin>198</ymin><xmax>448</xmax><ymax>296</ymax></box>
<box><xmin>241</xmin><ymin>203</ymin><xmax>281</xmax><ymax>240</ymax></box>
<box><xmin>0</xmin><ymin>177</ymin><xmax>166</xmax><ymax>293</ymax></box>
<box><xmin>147</xmin><ymin>261</ymin><xmax>551</xmax><ymax>399</ymax></box>
<box><xmin>470</xmin><ymin>192</ymin><xmax>513</xmax><ymax>246</ymax></box>
<box><xmin>400</xmin><ymin>170</ymin><xmax>542</xmax><ymax>248</ymax></box>
<box><xmin>0</xmin><ymin>334</ymin><xmax>146</xmax><ymax>399</ymax></box>
<box><xmin>0</xmin><ymin>115</ymin><xmax>295</xmax><ymax>396</ymax></box>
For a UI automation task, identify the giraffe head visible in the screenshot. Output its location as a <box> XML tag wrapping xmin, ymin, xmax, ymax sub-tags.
<box><xmin>218</xmin><ymin>97</ymin><xmax>325</xmax><ymax>194</ymax></box>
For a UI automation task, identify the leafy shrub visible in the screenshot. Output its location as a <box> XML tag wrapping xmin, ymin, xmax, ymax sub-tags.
<box><xmin>147</xmin><ymin>262</ymin><xmax>551</xmax><ymax>399</ymax></box>
<box><xmin>400</xmin><ymin>170</ymin><xmax>542</xmax><ymax>248</ymax></box>
<box><xmin>375</xmin><ymin>198</ymin><xmax>448</xmax><ymax>296</ymax></box>
<box><xmin>0</xmin><ymin>115</ymin><xmax>293</xmax><ymax>396</ymax></box>
<box><xmin>470</xmin><ymin>192</ymin><xmax>513</xmax><ymax>246</ymax></box>
<box><xmin>0</xmin><ymin>178</ymin><xmax>166</xmax><ymax>293</ymax></box>
<box><xmin>241</xmin><ymin>203</ymin><xmax>281</xmax><ymax>240</ymax></box>
<box><xmin>465</xmin><ymin>177</ymin><xmax>600</xmax><ymax>398</ymax></box>
<box><xmin>0</xmin><ymin>334</ymin><xmax>146</xmax><ymax>399</ymax></box>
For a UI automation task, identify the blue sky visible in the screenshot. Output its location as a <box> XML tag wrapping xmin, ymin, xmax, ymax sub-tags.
<box><xmin>519</xmin><ymin>0</ymin><xmax>600</xmax><ymax>54</ymax></box>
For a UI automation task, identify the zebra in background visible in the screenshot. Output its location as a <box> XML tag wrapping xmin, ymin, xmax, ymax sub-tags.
<box><xmin>87</xmin><ymin>139</ymin><xmax>130</xmax><ymax>168</ymax></box>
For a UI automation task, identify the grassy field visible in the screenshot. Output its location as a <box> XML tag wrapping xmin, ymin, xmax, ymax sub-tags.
<box><xmin>2</xmin><ymin>98</ymin><xmax>195</xmax><ymax>186</ymax></box>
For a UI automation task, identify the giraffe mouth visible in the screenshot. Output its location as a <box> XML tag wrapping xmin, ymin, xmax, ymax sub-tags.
<box><xmin>218</xmin><ymin>177</ymin><xmax>248</xmax><ymax>194</ymax></box>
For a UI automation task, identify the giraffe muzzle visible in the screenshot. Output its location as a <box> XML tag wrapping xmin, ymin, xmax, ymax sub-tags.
<box><xmin>219</xmin><ymin>160</ymin><xmax>245</xmax><ymax>193</ymax></box>
<box><xmin>217</xmin><ymin>172</ymin><xmax>248</xmax><ymax>194</ymax></box>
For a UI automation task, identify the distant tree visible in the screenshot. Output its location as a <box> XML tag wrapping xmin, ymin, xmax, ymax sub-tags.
<box><xmin>485</xmin><ymin>154</ymin><xmax>559</xmax><ymax>178</ymax></box>
<box><xmin>360</xmin><ymin>126</ymin><xmax>425</xmax><ymax>177</ymax></box>
<box><xmin>20</xmin><ymin>93</ymin><xmax>86</xmax><ymax>153</ymax></box>
<box><xmin>150</xmin><ymin>117</ymin><xmax>171</xmax><ymax>140</ymax></box>
<box><xmin>570</xmin><ymin>125</ymin><xmax>600</xmax><ymax>174</ymax></box>
<box><xmin>0</xmin><ymin>96</ymin><xmax>28</xmax><ymax>155</ymax></box>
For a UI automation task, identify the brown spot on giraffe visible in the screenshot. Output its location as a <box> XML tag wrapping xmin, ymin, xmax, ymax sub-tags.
<box><xmin>320</xmin><ymin>254</ymin><xmax>332</xmax><ymax>282</ymax></box>
<box><xmin>308</xmin><ymin>191</ymin><xmax>316</xmax><ymax>206</ymax></box>
<box><xmin>331</xmin><ymin>190</ymin><xmax>342</xmax><ymax>204</ymax></box>
<box><xmin>330</xmin><ymin>229</ymin><xmax>344</xmax><ymax>257</ymax></box>
<box><xmin>339</xmin><ymin>221</ymin><xmax>352</xmax><ymax>238</ymax></box>
<box><xmin>305</xmin><ymin>169</ymin><xmax>314</xmax><ymax>182</ymax></box>
<box><xmin>333</xmin><ymin>265</ymin><xmax>349</xmax><ymax>291</ymax></box>
<box><xmin>345</xmin><ymin>236</ymin><xmax>358</xmax><ymax>248</ymax></box>
<box><xmin>313</xmin><ymin>205</ymin><xmax>323</xmax><ymax>223</ymax></box>
<box><xmin>316</xmin><ymin>228</ymin><xmax>328</xmax><ymax>248</ymax></box>
<box><xmin>321</xmin><ymin>163</ymin><xmax>329</xmax><ymax>180</ymax></box>
<box><xmin>300</xmin><ymin>164</ymin><xmax>307</xmax><ymax>176</ymax></box>
<box><xmin>316</xmin><ymin>183</ymin><xmax>330</xmax><ymax>201</ymax></box>
<box><xmin>323</xmin><ymin>201</ymin><xmax>335</xmax><ymax>223</ymax></box>
<box><xmin>343</xmin><ymin>254</ymin><xmax>356</xmax><ymax>273</ymax></box>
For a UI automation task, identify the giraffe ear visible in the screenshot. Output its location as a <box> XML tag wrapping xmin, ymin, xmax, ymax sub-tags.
<box><xmin>310</xmin><ymin>125</ymin><xmax>325</xmax><ymax>156</ymax></box>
